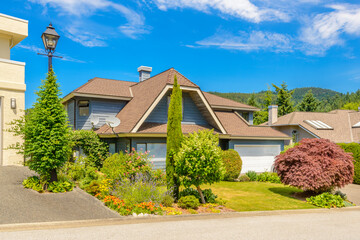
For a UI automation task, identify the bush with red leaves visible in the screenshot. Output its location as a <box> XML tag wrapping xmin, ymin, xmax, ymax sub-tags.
<box><xmin>274</xmin><ymin>138</ymin><xmax>354</xmax><ymax>193</ymax></box>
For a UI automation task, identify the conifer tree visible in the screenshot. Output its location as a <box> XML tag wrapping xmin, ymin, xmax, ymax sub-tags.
<box><xmin>254</xmin><ymin>87</ymin><xmax>273</xmax><ymax>125</ymax></box>
<box><xmin>20</xmin><ymin>70</ymin><xmax>71</xmax><ymax>183</ymax></box>
<box><xmin>298</xmin><ymin>90</ymin><xmax>319</xmax><ymax>112</ymax></box>
<box><xmin>273</xmin><ymin>82</ymin><xmax>295</xmax><ymax>116</ymax></box>
<box><xmin>247</xmin><ymin>92</ymin><xmax>258</xmax><ymax>107</ymax></box>
<box><xmin>166</xmin><ymin>75</ymin><xmax>182</xmax><ymax>199</ymax></box>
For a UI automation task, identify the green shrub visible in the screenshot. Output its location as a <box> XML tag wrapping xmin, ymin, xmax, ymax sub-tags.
<box><xmin>238</xmin><ymin>175</ymin><xmax>250</xmax><ymax>182</ymax></box>
<box><xmin>111</xmin><ymin>173</ymin><xmax>167</xmax><ymax>205</ymax></box>
<box><xmin>222</xmin><ymin>149</ymin><xmax>242</xmax><ymax>181</ymax></box>
<box><xmin>70</xmin><ymin>130</ymin><xmax>109</xmax><ymax>169</ymax></box>
<box><xmin>246</xmin><ymin>171</ymin><xmax>257</xmax><ymax>181</ymax></box>
<box><xmin>338</xmin><ymin>143</ymin><xmax>360</xmax><ymax>184</ymax></box>
<box><xmin>83</xmin><ymin>180</ymin><xmax>102</xmax><ymax>195</ymax></box>
<box><xmin>48</xmin><ymin>180</ymin><xmax>74</xmax><ymax>193</ymax></box>
<box><xmin>280</xmin><ymin>142</ymin><xmax>299</xmax><ymax>154</ymax></box>
<box><xmin>334</xmin><ymin>190</ymin><xmax>347</xmax><ymax>200</ymax></box>
<box><xmin>178</xmin><ymin>195</ymin><xmax>200</xmax><ymax>209</ymax></box>
<box><xmin>23</xmin><ymin>176</ymin><xmax>74</xmax><ymax>193</ymax></box>
<box><xmin>22</xmin><ymin>176</ymin><xmax>43</xmax><ymax>192</ymax></box>
<box><xmin>175</xmin><ymin>130</ymin><xmax>225</xmax><ymax>203</ymax></box>
<box><xmin>79</xmin><ymin>166</ymin><xmax>103</xmax><ymax>190</ymax></box>
<box><xmin>101</xmin><ymin>151</ymin><xmax>152</xmax><ymax>181</ymax></box>
<box><xmin>161</xmin><ymin>195</ymin><xmax>174</xmax><ymax>207</ymax></box>
<box><xmin>179</xmin><ymin>187</ymin><xmax>218</xmax><ymax>203</ymax></box>
<box><xmin>306</xmin><ymin>192</ymin><xmax>345</xmax><ymax>208</ymax></box>
<box><xmin>59</xmin><ymin>159</ymin><xmax>87</xmax><ymax>182</ymax></box>
<box><xmin>202</xmin><ymin>189</ymin><xmax>218</xmax><ymax>204</ymax></box>
<box><xmin>257</xmin><ymin>172</ymin><xmax>281</xmax><ymax>183</ymax></box>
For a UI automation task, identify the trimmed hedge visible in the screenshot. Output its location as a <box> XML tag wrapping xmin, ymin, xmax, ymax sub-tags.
<box><xmin>338</xmin><ymin>143</ymin><xmax>360</xmax><ymax>184</ymax></box>
<box><xmin>222</xmin><ymin>149</ymin><xmax>242</xmax><ymax>181</ymax></box>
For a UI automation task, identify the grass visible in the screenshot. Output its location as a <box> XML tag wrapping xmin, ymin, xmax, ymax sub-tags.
<box><xmin>201</xmin><ymin>181</ymin><xmax>318</xmax><ymax>212</ymax></box>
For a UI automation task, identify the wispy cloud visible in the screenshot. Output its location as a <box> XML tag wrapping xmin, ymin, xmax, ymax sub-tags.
<box><xmin>195</xmin><ymin>29</ymin><xmax>293</xmax><ymax>53</ymax></box>
<box><xmin>16</xmin><ymin>44</ymin><xmax>86</xmax><ymax>63</ymax></box>
<box><xmin>299</xmin><ymin>4</ymin><xmax>360</xmax><ymax>56</ymax></box>
<box><xmin>151</xmin><ymin>0</ymin><xmax>290</xmax><ymax>23</ymax></box>
<box><xmin>29</xmin><ymin>0</ymin><xmax>149</xmax><ymax>45</ymax></box>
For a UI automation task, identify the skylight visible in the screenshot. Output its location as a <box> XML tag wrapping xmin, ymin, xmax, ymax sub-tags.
<box><xmin>304</xmin><ymin>120</ymin><xmax>333</xmax><ymax>130</ymax></box>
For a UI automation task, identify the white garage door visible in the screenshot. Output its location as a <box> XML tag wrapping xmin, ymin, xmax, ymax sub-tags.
<box><xmin>234</xmin><ymin>145</ymin><xmax>281</xmax><ymax>173</ymax></box>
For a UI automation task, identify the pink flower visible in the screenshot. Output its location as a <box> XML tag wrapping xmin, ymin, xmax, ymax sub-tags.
<box><xmin>137</xmin><ymin>156</ymin><xmax>140</xmax><ymax>159</ymax></box>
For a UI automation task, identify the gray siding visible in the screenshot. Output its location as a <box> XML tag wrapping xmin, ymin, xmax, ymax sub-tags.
<box><xmin>70</xmin><ymin>98</ymin><xmax>127</xmax><ymax>130</ymax></box>
<box><xmin>145</xmin><ymin>92</ymin><xmax>207</xmax><ymax>125</ymax></box>
<box><xmin>67</xmin><ymin>100</ymin><xmax>75</xmax><ymax>128</ymax></box>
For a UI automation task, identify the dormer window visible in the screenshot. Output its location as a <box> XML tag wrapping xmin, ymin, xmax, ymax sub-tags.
<box><xmin>78</xmin><ymin>100</ymin><xmax>89</xmax><ymax>116</ymax></box>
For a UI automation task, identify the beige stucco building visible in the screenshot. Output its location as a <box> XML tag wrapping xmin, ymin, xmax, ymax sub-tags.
<box><xmin>0</xmin><ymin>13</ymin><xmax>28</xmax><ymax>165</ymax></box>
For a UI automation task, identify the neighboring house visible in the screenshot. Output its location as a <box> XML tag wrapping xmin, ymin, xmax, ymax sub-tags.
<box><xmin>265</xmin><ymin>105</ymin><xmax>360</xmax><ymax>145</ymax></box>
<box><xmin>0</xmin><ymin>13</ymin><xmax>28</xmax><ymax>166</ymax></box>
<box><xmin>63</xmin><ymin>67</ymin><xmax>290</xmax><ymax>173</ymax></box>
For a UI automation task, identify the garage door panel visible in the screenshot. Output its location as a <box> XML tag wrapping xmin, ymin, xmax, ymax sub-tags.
<box><xmin>234</xmin><ymin>145</ymin><xmax>281</xmax><ymax>173</ymax></box>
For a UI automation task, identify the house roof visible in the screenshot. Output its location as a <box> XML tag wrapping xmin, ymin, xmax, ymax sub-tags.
<box><xmin>69</xmin><ymin>77</ymin><xmax>135</xmax><ymax>99</ymax></box>
<box><xmin>215</xmin><ymin>111</ymin><xmax>289</xmax><ymax>138</ymax></box>
<box><xmin>268</xmin><ymin>110</ymin><xmax>360</xmax><ymax>143</ymax></box>
<box><xmin>65</xmin><ymin>67</ymin><xmax>287</xmax><ymax>139</ymax></box>
<box><xmin>203</xmin><ymin>92</ymin><xmax>259</xmax><ymax>111</ymax></box>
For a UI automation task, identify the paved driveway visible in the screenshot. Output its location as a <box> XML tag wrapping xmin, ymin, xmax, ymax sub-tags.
<box><xmin>0</xmin><ymin>166</ymin><xmax>120</xmax><ymax>224</ymax></box>
<box><xmin>341</xmin><ymin>184</ymin><xmax>360</xmax><ymax>206</ymax></box>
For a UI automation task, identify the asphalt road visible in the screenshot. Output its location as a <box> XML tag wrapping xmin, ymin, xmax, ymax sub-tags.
<box><xmin>0</xmin><ymin>166</ymin><xmax>120</xmax><ymax>224</ymax></box>
<box><xmin>1</xmin><ymin>208</ymin><xmax>360</xmax><ymax>240</ymax></box>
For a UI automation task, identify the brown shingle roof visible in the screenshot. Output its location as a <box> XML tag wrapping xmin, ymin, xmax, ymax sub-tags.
<box><xmin>137</xmin><ymin>122</ymin><xmax>221</xmax><ymax>134</ymax></box>
<box><xmin>215</xmin><ymin>111</ymin><xmax>289</xmax><ymax>138</ymax></box>
<box><xmin>72</xmin><ymin>77</ymin><xmax>135</xmax><ymax>98</ymax></box>
<box><xmin>203</xmin><ymin>92</ymin><xmax>259</xmax><ymax>110</ymax></box>
<box><xmin>97</xmin><ymin>68</ymin><xmax>201</xmax><ymax>134</ymax></box>
<box><xmin>269</xmin><ymin>110</ymin><xmax>360</xmax><ymax>143</ymax></box>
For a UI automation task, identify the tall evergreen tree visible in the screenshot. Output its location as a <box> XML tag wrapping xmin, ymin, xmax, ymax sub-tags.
<box><xmin>166</xmin><ymin>75</ymin><xmax>182</xmax><ymax>199</ymax></box>
<box><xmin>273</xmin><ymin>82</ymin><xmax>295</xmax><ymax>116</ymax></box>
<box><xmin>247</xmin><ymin>92</ymin><xmax>258</xmax><ymax>107</ymax></box>
<box><xmin>298</xmin><ymin>90</ymin><xmax>319</xmax><ymax>112</ymax></box>
<box><xmin>23</xmin><ymin>70</ymin><xmax>71</xmax><ymax>183</ymax></box>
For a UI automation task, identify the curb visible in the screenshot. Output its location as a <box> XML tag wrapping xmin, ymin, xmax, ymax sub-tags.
<box><xmin>1</xmin><ymin>206</ymin><xmax>360</xmax><ymax>232</ymax></box>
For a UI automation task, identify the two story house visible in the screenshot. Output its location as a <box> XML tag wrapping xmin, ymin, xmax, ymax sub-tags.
<box><xmin>63</xmin><ymin>67</ymin><xmax>290</xmax><ymax>173</ymax></box>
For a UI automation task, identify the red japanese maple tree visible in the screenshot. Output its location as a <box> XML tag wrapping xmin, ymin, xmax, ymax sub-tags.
<box><xmin>274</xmin><ymin>138</ymin><xmax>354</xmax><ymax>193</ymax></box>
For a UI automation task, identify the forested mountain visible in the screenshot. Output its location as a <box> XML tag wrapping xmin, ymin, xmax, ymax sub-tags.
<box><xmin>209</xmin><ymin>87</ymin><xmax>341</xmax><ymax>106</ymax></box>
<box><xmin>210</xmin><ymin>86</ymin><xmax>360</xmax><ymax>121</ymax></box>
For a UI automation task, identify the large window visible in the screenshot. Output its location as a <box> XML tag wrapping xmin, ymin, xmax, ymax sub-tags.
<box><xmin>78</xmin><ymin>100</ymin><xmax>89</xmax><ymax>116</ymax></box>
<box><xmin>137</xmin><ymin>143</ymin><xmax>166</xmax><ymax>160</ymax></box>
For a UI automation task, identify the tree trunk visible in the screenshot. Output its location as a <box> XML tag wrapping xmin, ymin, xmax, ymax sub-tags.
<box><xmin>50</xmin><ymin>169</ymin><xmax>58</xmax><ymax>183</ymax></box>
<box><xmin>196</xmin><ymin>185</ymin><xmax>206</xmax><ymax>204</ymax></box>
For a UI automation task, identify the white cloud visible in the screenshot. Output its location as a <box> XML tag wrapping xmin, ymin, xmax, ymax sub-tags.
<box><xmin>30</xmin><ymin>0</ymin><xmax>149</xmax><ymax>44</ymax></box>
<box><xmin>151</xmin><ymin>0</ymin><xmax>290</xmax><ymax>23</ymax></box>
<box><xmin>16</xmin><ymin>44</ymin><xmax>86</xmax><ymax>63</ymax></box>
<box><xmin>195</xmin><ymin>30</ymin><xmax>293</xmax><ymax>52</ymax></box>
<box><xmin>299</xmin><ymin>4</ymin><xmax>360</xmax><ymax>55</ymax></box>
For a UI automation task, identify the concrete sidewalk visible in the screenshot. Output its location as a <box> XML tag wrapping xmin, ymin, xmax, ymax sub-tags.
<box><xmin>0</xmin><ymin>166</ymin><xmax>121</xmax><ymax>224</ymax></box>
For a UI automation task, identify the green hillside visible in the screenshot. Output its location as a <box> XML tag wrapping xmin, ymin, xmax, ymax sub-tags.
<box><xmin>209</xmin><ymin>87</ymin><xmax>341</xmax><ymax>106</ymax></box>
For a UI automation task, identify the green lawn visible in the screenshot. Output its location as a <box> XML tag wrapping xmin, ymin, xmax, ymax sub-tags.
<box><xmin>202</xmin><ymin>181</ymin><xmax>318</xmax><ymax>212</ymax></box>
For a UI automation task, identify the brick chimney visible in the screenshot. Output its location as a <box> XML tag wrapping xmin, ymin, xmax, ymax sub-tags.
<box><xmin>268</xmin><ymin>105</ymin><xmax>278</xmax><ymax>126</ymax></box>
<box><xmin>137</xmin><ymin>66</ymin><xmax>152</xmax><ymax>82</ymax></box>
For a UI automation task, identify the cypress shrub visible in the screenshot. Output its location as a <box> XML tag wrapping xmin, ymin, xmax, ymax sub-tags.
<box><xmin>338</xmin><ymin>143</ymin><xmax>360</xmax><ymax>184</ymax></box>
<box><xmin>166</xmin><ymin>75</ymin><xmax>182</xmax><ymax>199</ymax></box>
<box><xmin>222</xmin><ymin>149</ymin><xmax>242</xmax><ymax>181</ymax></box>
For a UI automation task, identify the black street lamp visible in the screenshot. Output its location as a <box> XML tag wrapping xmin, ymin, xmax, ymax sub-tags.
<box><xmin>38</xmin><ymin>23</ymin><xmax>62</xmax><ymax>72</ymax></box>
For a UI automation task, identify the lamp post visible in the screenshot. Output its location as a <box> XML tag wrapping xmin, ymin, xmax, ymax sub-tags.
<box><xmin>38</xmin><ymin>23</ymin><xmax>62</xmax><ymax>72</ymax></box>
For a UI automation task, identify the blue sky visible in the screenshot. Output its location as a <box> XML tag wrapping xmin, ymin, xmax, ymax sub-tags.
<box><xmin>2</xmin><ymin>0</ymin><xmax>360</xmax><ymax>109</ymax></box>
